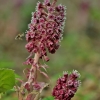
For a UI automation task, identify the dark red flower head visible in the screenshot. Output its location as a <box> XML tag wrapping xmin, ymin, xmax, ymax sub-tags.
<box><xmin>52</xmin><ymin>70</ymin><xmax>81</xmax><ymax>100</ymax></box>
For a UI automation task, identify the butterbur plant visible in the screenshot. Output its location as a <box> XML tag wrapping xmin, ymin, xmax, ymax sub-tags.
<box><xmin>0</xmin><ymin>0</ymin><xmax>81</xmax><ymax>100</ymax></box>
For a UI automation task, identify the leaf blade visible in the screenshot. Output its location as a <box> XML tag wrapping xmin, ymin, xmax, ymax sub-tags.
<box><xmin>0</xmin><ymin>68</ymin><xmax>15</xmax><ymax>93</ymax></box>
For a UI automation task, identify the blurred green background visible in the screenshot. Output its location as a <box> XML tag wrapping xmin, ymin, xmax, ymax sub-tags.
<box><xmin>0</xmin><ymin>0</ymin><xmax>100</xmax><ymax>100</ymax></box>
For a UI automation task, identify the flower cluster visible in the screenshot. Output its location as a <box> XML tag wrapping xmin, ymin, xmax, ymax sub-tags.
<box><xmin>52</xmin><ymin>70</ymin><xmax>81</xmax><ymax>100</ymax></box>
<box><xmin>25</xmin><ymin>0</ymin><xmax>66</xmax><ymax>63</ymax></box>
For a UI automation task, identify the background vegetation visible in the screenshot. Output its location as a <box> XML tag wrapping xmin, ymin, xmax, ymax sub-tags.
<box><xmin>0</xmin><ymin>0</ymin><xmax>100</xmax><ymax>100</ymax></box>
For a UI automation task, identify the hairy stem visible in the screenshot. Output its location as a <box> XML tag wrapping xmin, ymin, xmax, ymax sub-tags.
<box><xmin>32</xmin><ymin>52</ymin><xmax>40</xmax><ymax>82</ymax></box>
<box><xmin>18</xmin><ymin>53</ymin><xmax>40</xmax><ymax>100</ymax></box>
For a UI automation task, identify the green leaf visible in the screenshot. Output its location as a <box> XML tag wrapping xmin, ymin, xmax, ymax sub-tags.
<box><xmin>43</xmin><ymin>96</ymin><xmax>54</xmax><ymax>100</ymax></box>
<box><xmin>0</xmin><ymin>68</ymin><xmax>15</xmax><ymax>93</ymax></box>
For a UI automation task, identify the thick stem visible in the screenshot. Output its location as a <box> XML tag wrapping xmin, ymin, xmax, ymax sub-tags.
<box><xmin>34</xmin><ymin>52</ymin><xmax>40</xmax><ymax>82</ymax></box>
<box><xmin>34</xmin><ymin>52</ymin><xmax>40</xmax><ymax>64</ymax></box>
<box><xmin>18</xmin><ymin>53</ymin><xmax>40</xmax><ymax>100</ymax></box>
<box><xmin>28</xmin><ymin>53</ymin><xmax>40</xmax><ymax>82</ymax></box>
